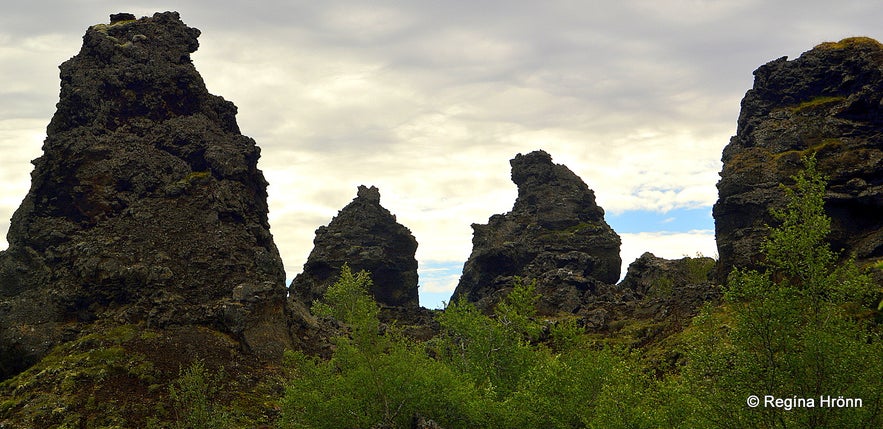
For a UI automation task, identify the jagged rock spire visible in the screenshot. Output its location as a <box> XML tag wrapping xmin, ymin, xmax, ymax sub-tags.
<box><xmin>0</xmin><ymin>12</ymin><xmax>292</xmax><ymax>379</ymax></box>
<box><xmin>451</xmin><ymin>150</ymin><xmax>621</xmax><ymax>314</ymax></box>
<box><xmin>292</xmin><ymin>185</ymin><xmax>420</xmax><ymax>308</ymax></box>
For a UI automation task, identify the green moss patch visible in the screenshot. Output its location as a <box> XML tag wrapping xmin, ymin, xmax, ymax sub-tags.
<box><xmin>814</xmin><ymin>36</ymin><xmax>883</xmax><ymax>51</ymax></box>
<box><xmin>788</xmin><ymin>96</ymin><xmax>847</xmax><ymax>114</ymax></box>
<box><xmin>0</xmin><ymin>323</ymin><xmax>287</xmax><ymax>428</ymax></box>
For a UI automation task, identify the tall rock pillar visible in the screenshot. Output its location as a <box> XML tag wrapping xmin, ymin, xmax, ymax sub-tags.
<box><xmin>451</xmin><ymin>150</ymin><xmax>621</xmax><ymax>315</ymax></box>
<box><xmin>714</xmin><ymin>37</ymin><xmax>883</xmax><ymax>279</ymax></box>
<box><xmin>0</xmin><ymin>12</ymin><xmax>292</xmax><ymax>378</ymax></box>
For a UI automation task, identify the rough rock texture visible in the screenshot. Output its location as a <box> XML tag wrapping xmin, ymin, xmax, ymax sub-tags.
<box><xmin>291</xmin><ymin>185</ymin><xmax>420</xmax><ymax>308</ymax></box>
<box><xmin>451</xmin><ymin>150</ymin><xmax>621</xmax><ymax>315</ymax></box>
<box><xmin>714</xmin><ymin>37</ymin><xmax>883</xmax><ymax>279</ymax></box>
<box><xmin>0</xmin><ymin>12</ymin><xmax>293</xmax><ymax>379</ymax></box>
<box><xmin>619</xmin><ymin>252</ymin><xmax>716</xmax><ymax>299</ymax></box>
<box><xmin>567</xmin><ymin>253</ymin><xmax>720</xmax><ymax>353</ymax></box>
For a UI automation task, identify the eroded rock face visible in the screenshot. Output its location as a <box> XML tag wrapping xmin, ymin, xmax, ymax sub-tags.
<box><xmin>291</xmin><ymin>185</ymin><xmax>420</xmax><ymax>309</ymax></box>
<box><xmin>0</xmin><ymin>12</ymin><xmax>291</xmax><ymax>379</ymax></box>
<box><xmin>451</xmin><ymin>150</ymin><xmax>621</xmax><ymax>314</ymax></box>
<box><xmin>714</xmin><ymin>37</ymin><xmax>883</xmax><ymax>278</ymax></box>
<box><xmin>575</xmin><ymin>252</ymin><xmax>720</xmax><ymax>347</ymax></box>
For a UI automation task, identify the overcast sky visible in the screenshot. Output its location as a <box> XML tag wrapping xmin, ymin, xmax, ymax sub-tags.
<box><xmin>2</xmin><ymin>1</ymin><xmax>881</xmax><ymax>308</ymax></box>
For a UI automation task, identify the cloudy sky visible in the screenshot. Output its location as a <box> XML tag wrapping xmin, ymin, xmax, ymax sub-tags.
<box><xmin>1</xmin><ymin>1</ymin><xmax>880</xmax><ymax>308</ymax></box>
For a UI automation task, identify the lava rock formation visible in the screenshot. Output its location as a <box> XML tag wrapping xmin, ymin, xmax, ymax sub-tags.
<box><xmin>451</xmin><ymin>150</ymin><xmax>621</xmax><ymax>314</ymax></box>
<box><xmin>714</xmin><ymin>37</ymin><xmax>883</xmax><ymax>278</ymax></box>
<box><xmin>0</xmin><ymin>12</ymin><xmax>292</xmax><ymax>379</ymax></box>
<box><xmin>291</xmin><ymin>185</ymin><xmax>420</xmax><ymax>309</ymax></box>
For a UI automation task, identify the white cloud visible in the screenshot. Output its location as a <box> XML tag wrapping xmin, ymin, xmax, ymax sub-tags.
<box><xmin>0</xmin><ymin>119</ymin><xmax>45</xmax><ymax>250</ymax></box>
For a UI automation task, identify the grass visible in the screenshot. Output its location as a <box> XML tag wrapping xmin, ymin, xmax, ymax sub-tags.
<box><xmin>814</xmin><ymin>37</ymin><xmax>883</xmax><ymax>51</ymax></box>
<box><xmin>771</xmin><ymin>138</ymin><xmax>845</xmax><ymax>161</ymax></box>
<box><xmin>788</xmin><ymin>96</ymin><xmax>847</xmax><ymax>114</ymax></box>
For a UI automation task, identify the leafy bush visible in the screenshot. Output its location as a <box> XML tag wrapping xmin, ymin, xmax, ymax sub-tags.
<box><xmin>434</xmin><ymin>279</ymin><xmax>541</xmax><ymax>400</ymax></box>
<box><xmin>281</xmin><ymin>270</ymin><xmax>656</xmax><ymax>428</ymax></box>
<box><xmin>281</xmin><ymin>265</ymin><xmax>478</xmax><ymax>428</ymax></box>
<box><xmin>168</xmin><ymin>360</ymin><xmax>230</xmax><ymax>429</ymax></box>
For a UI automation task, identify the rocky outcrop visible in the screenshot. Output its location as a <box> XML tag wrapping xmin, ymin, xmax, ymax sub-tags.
<box><xmin>451</xmin><ymin>150</ymin><xmax>621</xmax><ymax>314</ymax></box>
<box><xmin>619</xmin><ymin>252</ymin><xmax>716</xmax><ymax>299</ymax></box>
<box><xmin>291</xmin><ymin>185</ymin><xmax>420</xmax><ymax>308</ymax></box>
<box><xmin>714</xmin><ymin>37</ymin><xmax>883</xmax><ymax>278</ymax></box>
<box><xmin>0</xmin><ymin>12</ymin><xmax>293</xmax><ymax>379</ymax></box>
<box><xmin>572</xmin><ymin>252</ymin><xmax>720</xmax><ymax>351</ymax></box>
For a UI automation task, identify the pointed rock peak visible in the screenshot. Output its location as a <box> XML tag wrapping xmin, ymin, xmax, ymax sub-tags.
<box><xmin>0</xmin><ymin>12</ymin><xmax>293</xmax><ymax>379</ymax></box>
<box><xmin>356</xmin><ymin>185</ymin><xmax>381</xmax><ymax>204</ymax></box>
<box><xmin>291</xmin><ymin>186</ymin><xmax>419</xmax><ymax>309</ymax></box>
<box><xmin>48</xmin><ymin>11</ymin><xmax>232</xmax><ymax>135</ymax></box>
<box><xmin>452</xmin><ymin>150</ymin><xmax>621</xmax><ymax>314</ymax></box>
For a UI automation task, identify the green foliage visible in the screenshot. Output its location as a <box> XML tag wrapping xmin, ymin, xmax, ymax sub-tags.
<box><xmin>682</xmin><ymin>155</ymin><xmax>883</xmax><ymax>428</ymax></box>
<box><xmin>684</xmin><ymin>253</ymin><xmax>715</xmax><ymax>284</ymax></box>
<box><xmin>548</xmin><ymin>316</ymin><xmax>585</xmax><ymax>352</ymax></box>
<box><xmin>494</xmin><ymin>278</ymin><xmax>543</xmax><ymax>341</ymax></box>
<box><xmin>283</xmin><ymin>265</ymin><xmax>478</xmax><ymax>428</ymax></box>
<box><xmin>436</xmin><ymin>278</ymin><xmax>542</xmax><ymax>399</ymax></box>
<box><xmin>311</xmin><ymin>264</ymin><xmax>381</xmax><ymax>351</ymax></box>
<box><xmin>282</xmin><ymin>268</ymin><xmax>666</xmax><ymax>428</ymax></box>
<box><xmin>168</xmin><ymin>360</ymin><xmax>230</xmax><ymax>429</ymax></box>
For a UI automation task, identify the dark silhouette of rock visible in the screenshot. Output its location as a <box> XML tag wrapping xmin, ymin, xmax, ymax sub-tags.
<box><xmin>714</xmin><ymin>37</ymin><xmax>883</xmax><ymax>279</ymax></box>
<box><xmin>451</xmin><ymin>150</ymin><xmax>621</xmax><ymax>314</ymax></box>
<box><xmin>291</xmin><ymin>185</ymin><xmax>420</xmax><ymax>309</ymax></box>
<box><xmin>0</xmin><ymin>12</ymin><xmax>293</xmax><ymax>379</ymax></box>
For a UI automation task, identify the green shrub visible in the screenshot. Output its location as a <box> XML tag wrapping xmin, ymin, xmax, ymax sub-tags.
<box><xmin>168</xmin><ymin>361</ymin><xmax>230</xmax><ymax>429</ymax></box>
<box><xmin>282</xmin><ymin>265</ymin><xmax>480</xmax><ymax>428</ymax></box>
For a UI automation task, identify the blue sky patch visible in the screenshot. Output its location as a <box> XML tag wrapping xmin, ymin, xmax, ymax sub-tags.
<box><xmin>607</xmin><ymin>207</ymin><xmax>714</xmax><ymax>233</ymax></box>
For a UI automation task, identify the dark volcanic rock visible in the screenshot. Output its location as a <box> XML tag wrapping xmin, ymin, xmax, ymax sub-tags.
<box><xmin>451</xmin><ymin>150</ymin><xmax>621</xmax><ymax>315</ymax></box>
<box><xmin>291</xmin><ymin>185</ymin><xmax>420</xmax><ymax>309</ymax></box>
<box><xmin>0</xmin><ymin>12</ymin><xmax>292</xmax><ymax>379</ymax></box>
<box><xmin>619</xmin><ymin>252</ymin><xmax>717</xmax><ymax>302</ymax></box>
<box><xmin>714</xmin><ymin>37</ymin><xmax>883</xmax><ymax>279</ymax></box>
<box><xmin>577</xmin><ymin>252</ymin><xmax>721</xmax><ymax>349</ymax></box>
